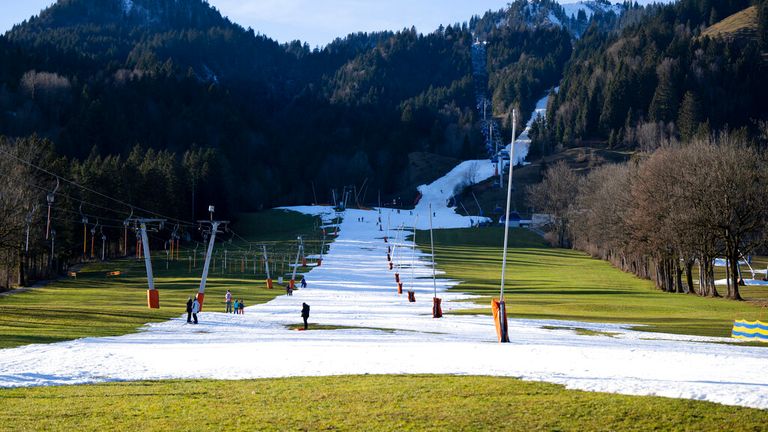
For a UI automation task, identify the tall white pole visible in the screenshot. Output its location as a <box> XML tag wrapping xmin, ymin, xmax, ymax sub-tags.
<box><xmin>262</xmin><ymin>245</ymin><xmax>271</xmax><ymax>280</ymax></box>
<box><xmin>291</xmin><ymin>239</ymin><xmax>301</xmax><ymax>283</ymax></box>
<box><xmin>500</xmin><ymin>109</ymin><xmax>517</xmax><ymax>302</ymax></box>
<box><xmin>140</xmin><ymin>223</ymin><xmax>154</xmax><ymax>290</ymax></box>
<box><xmin>429</xmin><ymin>203</ymin><xmax>437</xmax><ymax>299</ymax></box>
<box><xmin>410</xmin><ymin>215</ymin><xmax>419</xmax><ymax>291</ymax></box>
<box><xmin>198</xmin><ymin>221</ymin><xmax>220</xmax><ymax>294</ymax></box>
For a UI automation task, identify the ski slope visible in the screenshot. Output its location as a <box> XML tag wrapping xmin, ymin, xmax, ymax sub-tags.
<box><xmin>507</xmin><ymin>90</ymin><xmax>553</xmax><ymax>166</ymax></box>
<box><xmin>0</xmin><ymin>162</ymin><xmax>767</xmax><ymax>410</ymax></box>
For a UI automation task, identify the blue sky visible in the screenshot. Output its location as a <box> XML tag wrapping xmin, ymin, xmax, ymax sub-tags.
<box><xmin>0</xmin><ymin>0</ymin><xmax>514</xmax><ymax>47</ymax></box>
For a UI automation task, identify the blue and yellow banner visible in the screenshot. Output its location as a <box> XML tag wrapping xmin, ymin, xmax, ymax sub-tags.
<box><xmin>732</xmin><ymin>320</ymin><xmax>768</xmax><ymax>342</ymax></box>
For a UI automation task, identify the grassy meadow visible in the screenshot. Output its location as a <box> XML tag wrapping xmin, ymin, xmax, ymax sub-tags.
<box><xmin>2</xmin><ymin>376</ymin><xmax>767</xmax><ymax>431</ymax></box>
<box><xmin>0</xmin><ymin>210</ymin><xmax>320</xmax><ymax>349</ymax></box>
<box><xmin>421</xmin><ymin>227</ymin><xmax>768</xmax><ymax>338</ymax></box>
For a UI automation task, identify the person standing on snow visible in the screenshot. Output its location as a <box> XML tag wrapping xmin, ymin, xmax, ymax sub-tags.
<box><xmin>301</xmin><ymin>303</ymin><xmax>310</xmax><ymax>330</ymax></box>
<box><xmin>186</xmin><ymin>297</ymin><xmax>193</xmax><ymax>323</ymax></box>
<box><xmin>225</xmin><ymin>289</ymin><xmax>233</xmax><ymax>313</ymax></box>
<box><xmin>301</xmin><ymin>277</ymin><xmax>307</xmax><ymax>289</ymax></box>
<box><xmin>191</xmin><ymin>296</ymin><xmax>200</xmax><ymax>324</ymax></box>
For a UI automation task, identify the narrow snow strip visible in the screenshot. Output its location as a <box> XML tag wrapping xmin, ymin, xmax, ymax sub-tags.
<box><xmin>506</xmin><ymin>91</ymin><xmax>553</xmax><ymax>166</ymax></box>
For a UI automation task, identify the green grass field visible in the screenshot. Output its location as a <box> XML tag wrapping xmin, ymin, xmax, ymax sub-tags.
<box><xmin>2</xmin><ymin>376</ymin><xmax>767</xmax><ymax>431</ymax></box>
<box><xmin>421</xmin><ymin>227</ymin><xmax>768</xmax><ymax>338</ymax></box>
<box><xmin>0</xmin><ymin>210</ymin><xmax>320</xmax><ymax>349</ymax></box>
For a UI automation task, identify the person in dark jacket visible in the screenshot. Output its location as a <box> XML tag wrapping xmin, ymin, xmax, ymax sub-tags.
<box><xmin>186</xmin><ymin>297</ymin><xmax>193</xmax><ymax>323</ymax></box>
<box><xmin>301</xmin><ymin>303</ymin><xmax>310</xmax><ymax>330</ymax></box>
<box><xmin>301</xmin><ymin>277</ymin><xmax>307</xmax><ymax>289</ymax></box>
<box><xmin>191</xmin><ymin>297</ymin><xmax>200</xmax><ymax>324</ymax></box>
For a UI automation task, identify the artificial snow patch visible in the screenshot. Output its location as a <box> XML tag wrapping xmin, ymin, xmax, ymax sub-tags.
<box><xmin>0</xmin><ymin>159</ymin><xmax>766</xmax><ymax>410</ymax></box>
<box><xmin>506</xmin><ymin>91</ymin><xmax>553</xmax><ymax>166</ymax></box>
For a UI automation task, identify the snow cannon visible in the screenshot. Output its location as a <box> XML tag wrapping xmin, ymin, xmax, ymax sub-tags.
<box><xmin>432</xmin><ymin>297</ymin><xmax>443</xmax><ymax>319</ymax></box>
<box><xmin>407</xmin><ymin>291</ymin><xmax>416</xmax><ymax>303</ymax></box>
<box><xmin>147</xmin><ymin>289</ymin><xmax>160</xmax><ymax>309</ymax></box>
<box><xmin>395</xmin><ymin>273</ymin><xmax>400</xmax><ymax>283</ymax></box>
<box><xmin>196</xmin><ymin>292</ymin><xmax>205</xmax><ymax>311</ymax></box>
<box><xmin>492</xmin><ymin>299</ymin><xmax>510</xmax><ymax>343</ymax></box>
<box><xmin>266</xmin><ymin>278</ymin><xmax>273</xmax><ymax>289</ymax></box>
<box><xmin>397</xmin><ymin>282</ymin><xmax>403</xmax><ymax>295</ymax></box>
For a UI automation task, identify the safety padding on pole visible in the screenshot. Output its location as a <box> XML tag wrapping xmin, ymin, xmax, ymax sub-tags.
<box><xmin>397</xmin><ymin>282</ymin><xmax>403</xmax><ymax>295</ymax></box>
<box><xmin>196</xmin><ymin>292</ymin><xmax>205</xmax><ymax>311</ymax></box>
<box><xmin>290</xmin><ymin>279</ymin><xmax>295</xmax><ymax>289</ymax></box>
<box><xmin>147</xmin><ymin>289</ymin><xmax>159</xmax><ymax>309</ymax></box>
<box><xmin>395</xmin><ymin>273</ymin><xmax>400</xmax><ymax>283</ymax></box>
<box><xmin>266</xmin><ymin>278</ymin><xmax>273</xmax><ymax>289</ymax></box>
<box><xmin>432</xmin><ymin>297</ymin><xmax>443</xmax><ymax>318</ymax></box>
<box><xmin>492</xmin><ymin>299</ymin><xmax>510</xmax><ymax>343</ymax></box>
<box><xmin>407</xmin><ymin>291</ymin><xmax>416</xmax><ymax>302</ymax></box>
<box><xmin>317</xmin><ymin>259</ymin><xmax>322</xmax><ymax>267</ymax></box>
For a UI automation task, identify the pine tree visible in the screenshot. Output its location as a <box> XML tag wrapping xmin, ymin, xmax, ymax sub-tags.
<box><xmin>649</xmin><ymin>67</ymin><xmax>678</xmax><ymax>123</ymax></box>
<box><xmin>677</xmin><ymin>91</ymin><xmax>701</xmax><ymax>142</ymax></box>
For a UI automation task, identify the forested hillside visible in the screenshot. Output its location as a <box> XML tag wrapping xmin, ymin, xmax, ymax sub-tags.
<box><xmin>544</xmin><ymin>0</ymin><xmax>768</xmax><ymax>151</ymax></box>
<box><xmin>0</xmin><ymin>0</ymin><xmax>573</xmax><ymax>213</ymax></box>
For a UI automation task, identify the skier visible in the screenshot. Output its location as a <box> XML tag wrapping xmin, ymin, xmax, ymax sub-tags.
<box><xmin>286</xmin><ymin>283</ymin><xmax>293</xmax><ymax>296</ymax></box>
<box><xmin>238</xmin><ymin>299</ymin><xmax>245</xmax><ymax>314</ymax></box>
<box><xmin>301</xmin><ymin>277</ymin><xmax>307</xmax><ymax>289</ymax></box>
<box><xmin>233</xmin><ymin>298</ymin><xmax>240</xmax><ymax>314</ymax></box>
<box><xmin>185</xmin><ymin>297</ymin><xmax>193</xmax><ymax>323</ymax></box>
<box><xmin>225</xmin><ymin>289</ymin><xmax>232</xmax><ymax>313</ymax></box>
<box><xmin>301</xmin><ymin>303</ymin><xmax>310</xmax><ymax>330</ymax></box>
<box><xmin>191</xmin><ymin>296</ymin><xmax>200</xmax><ymax>324</ymax></box>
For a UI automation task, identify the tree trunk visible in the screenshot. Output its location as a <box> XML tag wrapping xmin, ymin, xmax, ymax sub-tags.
<box><xmin>17</xmin><ymin>248</ymin><xmax>26</xmax><ymax>288</ymax></box>
<box><xmin>728</xmin><ymin>253</ymin><xmax>744</xmax><ymax>301</ymax></box>
<box><xmin>685</xmin><ymin>259</ymin><xmax>695</xmax><ymax>294</ymax></box>
<box><xmin>707</xmin><ymin>260</ymin><xmax>720</xmax><ymax>297</ymax></box>
<box><xmin>675</xmin><ymin>259</ymin><xmax>683</xmax><ymax>293</ymax></box>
